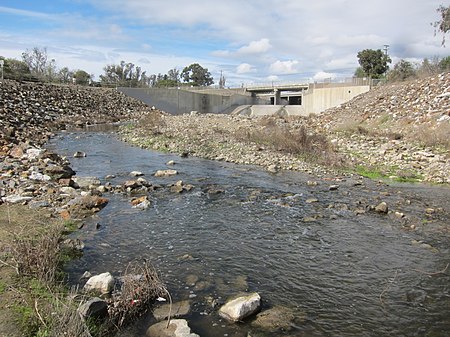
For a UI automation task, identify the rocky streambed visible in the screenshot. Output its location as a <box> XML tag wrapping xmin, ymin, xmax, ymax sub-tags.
<box><xmin>52</xmin><ymin>130</ymin><xmax>449</xmax><ymax>337</ymax></box>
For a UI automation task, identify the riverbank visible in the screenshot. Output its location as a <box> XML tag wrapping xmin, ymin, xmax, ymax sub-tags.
<box><xmin>0</xmin><ymin>80</ymin><xmax>155</xmax><ymax>336</ymax></box>
<box><xmin>120</xmin><ymin>72</ymin><xmax>449</xmax><ymax>183</ymax></box>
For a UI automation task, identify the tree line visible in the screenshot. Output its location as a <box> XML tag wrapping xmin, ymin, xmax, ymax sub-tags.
<box><xmin>355</xmin><ymin>5</ymin><xmax>449</xmax><ymax>82</ymax></box>
<box><xmin>0</xmin><ymin>47</ymin><xmax>216</xmax><ymax>88</ymax></box>
<box><xmin>355</xmin><ymin>49</ymin><xmax>450</xmax><ymax>82</ymax></box>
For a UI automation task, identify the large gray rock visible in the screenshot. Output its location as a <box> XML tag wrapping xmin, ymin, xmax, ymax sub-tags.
<box><xmin>153</xmin><ymin>300</ymin><xmax>191</xmax><ymax>320</ymax></box>
<box><xmin>251</xmin><ymin>306</ymin><xmax>298</xmax><ymax>331</ymax></box>
<box><xmin>78</xmin><ymin>297</ymin><xmax>108</xmax><ymax>320</ymax></box>
<box><xmin>44</xmin><ymin>165</ymin><xmax>75</xmax><ymax>180</ymax></box>
<box><xmin>219</xmin><ymin>292</ymin><xmax>261</xmax><ymax>322</ymax></box>
<box><xmin>84</xmin><ymin>272</ymin><xmax>114</xmax><ymax>294</ymax></box>
<box><xmin>146</xmin><ymin>319</ymin><xmax>199</xmax><ymax>337</ymax></box>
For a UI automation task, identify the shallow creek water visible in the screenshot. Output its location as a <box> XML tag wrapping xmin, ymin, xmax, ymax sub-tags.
<box><xmin>48</xmin><ymin>130</ymin><xmax>450</xmax><ymax>337</ymax></box>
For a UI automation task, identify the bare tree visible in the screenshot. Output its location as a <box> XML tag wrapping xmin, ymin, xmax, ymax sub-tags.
<box><xmin>22</xmin><ymin>47</ymin><xmax>49</xmax><ymax>79</ymax></box>
<box><xmin>432</xmin><ymin>5</ymin><xmax>450</xmax><ymax>46</ymax></box>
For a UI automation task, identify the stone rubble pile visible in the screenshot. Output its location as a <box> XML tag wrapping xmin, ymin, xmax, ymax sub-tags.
<box><xmin>0</xmin><ymin>80</ymin><xmax>151</xmax><ymax>207</ymax></box>
<box><xmin>0</xmin><ymin>80</ymin><xmax>151</xmax><ymax>147</ymax></box>
<box><xmin>317</xmin><ymin>72</ymin><xmax>449</xmax><ymax>130</ymax></box>
<box><xmin>311</xmin><ymin>72</ymin><xmax>450</xmax><ymax>183</ymax></box>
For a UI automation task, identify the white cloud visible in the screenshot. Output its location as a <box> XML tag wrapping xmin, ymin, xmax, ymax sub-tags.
<box><xmin>1</xmin><ymin>0</ymin><xmax>448</xmax><ymax>86</ymax></box>
<box><xmin>266</xmin><ymin>75</ymin><xmax>279</xmax><ymax>82</ymax></box>
<box><xmin>313</xmin><ymin>71</ymin><xmax>337</xmax><ymax>81</ymax></box>
<box><xmin>109</xmin><ymin>24</ymin><xmax>122</xmax><ymax>35</ymax></box>
<box><xmin>211</xmin><ymin>50</ymin><xmax>230</xmax><ymax>57</ymax></box>
<box><xmin>237</xmin><ymin>38</ymin><xmax>271</xmax><ymax>54</ymax></box>
<box><xmin>236</xmin><ymin>63</ymin><xmax>255</xmax><ymax>74</ymax></box>
<box><xmin>0</xmin><ymin>6</ymin><xmax>53</xmax><ymax>20</ymax></box>
<box><xmin>269</xmin><ymin>60</ymin><xmax>299</xmax><ymax>75</ymax></box>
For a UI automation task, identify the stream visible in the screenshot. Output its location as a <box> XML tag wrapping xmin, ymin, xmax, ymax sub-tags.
<box><xmin>47</xmin><ymin>129</ymin><xmax>450</xmax><ymax>337</ymax></box>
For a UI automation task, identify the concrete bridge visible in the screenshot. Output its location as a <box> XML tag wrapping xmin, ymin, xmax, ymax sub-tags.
<box><xmin>246</xmin><ymin>82</ymin><xmax>309</xmax><ymax>105</ymax></box>
<box><xmin>118</xmin><ymin>77</ymin><xmax>374</xmax><ymax>116</ymax></box>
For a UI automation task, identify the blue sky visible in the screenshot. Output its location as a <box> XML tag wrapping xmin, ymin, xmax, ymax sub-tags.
<box><xmin>0</xmin><ymin>0</ymin><xmax>448</xmax><ymax>86</ymax></box>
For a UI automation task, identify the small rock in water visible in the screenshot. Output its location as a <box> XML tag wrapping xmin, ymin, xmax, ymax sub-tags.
<box><xmin>131</xmin><ymin>196</ymin><xmax>151</xmax><ymax>210</ymax></box>
<box><xmin>329</xmin><ymin>184</ymin><xmax>340</xmax><ymax>191</ymax></box>
<box><xmin>146</xmin><ymin>319</ymin><xmax>199</xmax><ymax>337</ymax></box>
<box><xmin>130</xmin><ymin>171</ymin><xmax>144</xmax><ymax>177</ymax></box>
<box><xmin>73</xmin><ymin>151</ymin><xmax>86</xmax><ymax>158</ymax></box>
<box><xmin>153</xmin><ymin>300</ymin><xmax>191</xmax><ymax>320</ymax></box>
<box><xmin>375</xmin><ymin>202</ymin><xmax>389</xmax><ymax>214</ymax></box>
<box><xmin>154</xmin><ymin>169</ymin><xmax>178</xmax><ymax>177</ymax></box>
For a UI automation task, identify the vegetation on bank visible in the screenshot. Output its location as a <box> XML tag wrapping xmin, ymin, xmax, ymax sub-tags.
<box><xmin>0</xmin><ymin>205</ymin><xmax>167</xmax><ymax>337</ymax></box>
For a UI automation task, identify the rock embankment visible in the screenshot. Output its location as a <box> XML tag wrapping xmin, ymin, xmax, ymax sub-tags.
<box><xmin>0</xmin><ymin>80</ymin><xmax>151</xmax><ymax>147</ymax></box>
<box><xmin>0</xmin><ymin>80</ymin><xmax>151</xmax><ymax>206</ymax></box>
<box><xmin>121</xmin><ymin>72</ymin><xmax>450</xmax><ymax>184</ymax></box>
<box><xmin>313</xmin><ymin>72</ymin><xmax>450</xmax><ymax>183</ymax></box>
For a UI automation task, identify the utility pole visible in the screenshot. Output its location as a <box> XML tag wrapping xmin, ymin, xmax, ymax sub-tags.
<box><xmin>383</xmin><ymin>44</ymin><xmax>389</xmax><ymax>79</ymax></box>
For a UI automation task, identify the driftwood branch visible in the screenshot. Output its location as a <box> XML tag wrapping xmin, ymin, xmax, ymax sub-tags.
<box><xmin>380</xmin><ymin>269</ymin><xmax>399</xmax><ymax>307</ymax></box>
<box><xmin>413</xmin><ymin>263</ymin><xmax>449</xmax><ymax>276</ymax></box>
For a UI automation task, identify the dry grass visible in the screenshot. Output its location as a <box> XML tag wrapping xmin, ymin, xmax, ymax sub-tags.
<box><xmin>411</xmin><ymin>122</ymin><xmax>450</xmax><ymax>152</ymax></box>
<box><xmin>8</xmin><ymin>223</ymin><xmax>64</xmax><ymax>284</ymax></box>
<box><xmin>138</xmin><ymin>110</ymin><xmax>166</xmax><ymax>135</ymax></box>
<box><xmin>235</xmin><ymin>117</ymin><xmax>346</xmax><ymax>167</ymax></box>
<box><xmin>49</xmin><ymin>288</ymin><xmax>92</xmax><ymax>337</ymax></box>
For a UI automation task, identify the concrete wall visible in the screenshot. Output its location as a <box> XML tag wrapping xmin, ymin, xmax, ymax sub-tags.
<box><xmin>232</xmin><ymin>105</ymin><xmax>310</xmax><ymax>117</ymax></box>
<box><xmin>118</xmin><ymin>87</ymin><xmax>265</xmax><ymax>115</ymax></box>
<box><xmin>301</xmin><ymin>85</ymin><xmax>370</xmax><ymax>115</ymax></box>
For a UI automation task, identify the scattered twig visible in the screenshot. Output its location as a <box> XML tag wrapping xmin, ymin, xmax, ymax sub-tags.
<box><xmin>380</xmin><ymin>269</ymin><xmax>399</xmax><ymax>307</ymax></box>
<box><xmin>165</xmin><ymin>288</ymin><xmax>173</xmax><ymax>329</ymax></box>
<box><xmin>0</xmin><ymin>258</ymin><xmax>19</xmax><ymax>275</ymax></box>
<box><xmin>34</xmin><ymin>299</ymin><xmax>47</xmax><ymax>328</ymax></box>
<box><xmin>413</xmin><ymin>263</ymin><xmax>449</xmax><ymax>276</ymax></box>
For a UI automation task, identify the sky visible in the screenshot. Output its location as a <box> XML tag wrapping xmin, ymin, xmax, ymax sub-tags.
<box><xmin>0</xmin><ymin>0</ymin><xmax>448</xmax><ymax>86</ymax></box>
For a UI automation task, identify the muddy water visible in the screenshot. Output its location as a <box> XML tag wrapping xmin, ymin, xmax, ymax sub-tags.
<box><xmin>48</xmin><ymin>131</ymin><xmax>450</xmax><ymax>337</ymax></box>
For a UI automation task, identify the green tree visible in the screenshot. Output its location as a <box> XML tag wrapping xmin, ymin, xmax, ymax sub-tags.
<box><xmin>432</xmin><ymin>5</ymin><xmax>450</xmax><ymax>46</ymax></box>
<box><xmin>57</xmin><ymin>67</ymin><xmax>73</xmax><ymax>84</ymax></box>
<box><xmin>388</xmin><ymin>59</ymin><xmax>416</xmax><ymax>82</ymax></box>
<box><xmin>439</xmin><ymin>56</ymin><xmax>450</xmax><ymax>71</ymax></box>
<box><xmin>100</xmin><ymin>60</ymin><xmax>150</xmax><ymax>87</ymax></box>
<box><xmin>0</xmin><ymin>56</ymin><xmax>30</xmax><ymax>79</ymax></box>
<box><xmin>73</xmin><ymin>69</ymin><xmax>91</xmax><ymax>85</ymax></box>
<box><xmin>356</xmin><ymin>49</ymin><xmax>391</xmax><ymax>79</ymax></box>
<box><xmin>354</xmin><ymin>67</ymin><xmax>366</xmax><ymax>78</ymax></box>
<box><xmin>181</xmin><ymin>63</ymin><xmax>214</xmax><ymax>86</ymax></box>
<box><xmin>167</xmin><ymin>68</ymin><xmax>180</xmax><ymax>83</ymax></box>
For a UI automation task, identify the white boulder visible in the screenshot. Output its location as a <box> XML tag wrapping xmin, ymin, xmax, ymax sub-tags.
<box><xmin>219</xmin><ymin>292</ymin><xmax>261</xmax><ymax>322</ymax></box>
<box><xmin>84</xmin><ymin>272</ymin><xmax>114</xmax><ymax>294</ymax></box>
